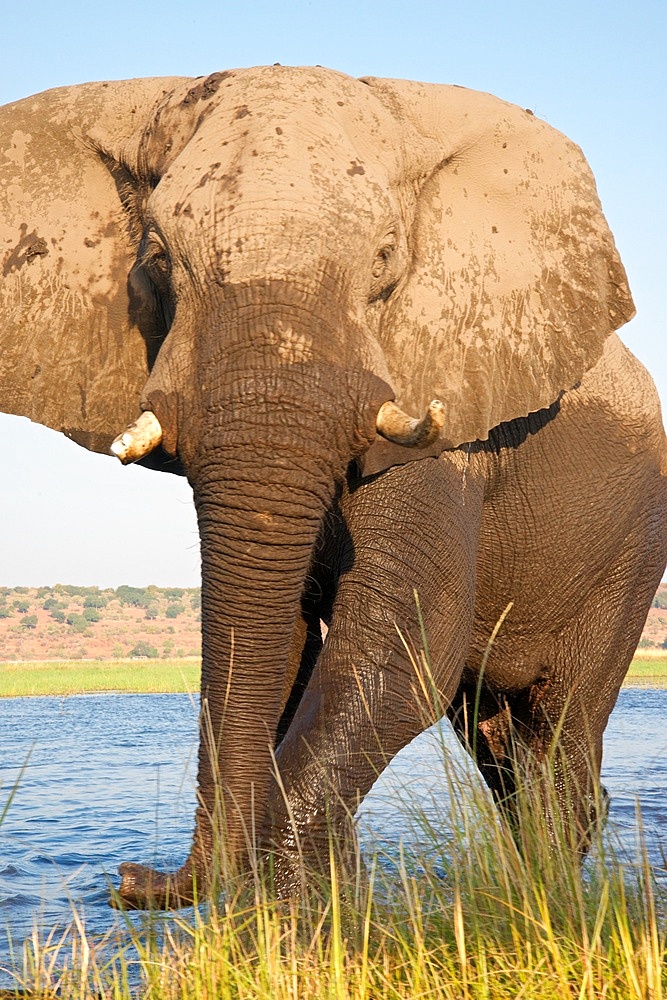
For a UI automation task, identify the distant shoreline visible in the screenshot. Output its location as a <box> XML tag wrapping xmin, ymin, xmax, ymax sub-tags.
<box><xmin>1</xmin><ymin>654</ymin><xmax>665</xmax><ymax>698</ymax></box>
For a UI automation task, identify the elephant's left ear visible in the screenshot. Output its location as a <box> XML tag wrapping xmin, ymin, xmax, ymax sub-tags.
<box><xmin>362</xmin><ymin>77</ymin><xmax>635</xmax><ymax>446</ymax></box>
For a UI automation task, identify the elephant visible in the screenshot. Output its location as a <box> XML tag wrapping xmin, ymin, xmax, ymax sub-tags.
<box><xmin>1</xmin><ymin>65</ymin><xmax>666</xmax><ymax>909</ymax></box>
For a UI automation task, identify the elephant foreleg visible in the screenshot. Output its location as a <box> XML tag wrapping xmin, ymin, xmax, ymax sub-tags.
<box><xmin>265</xmin><ymin>455</ymin><xmax>484</xmax><ymax>894</ymax></box>
<box><xmin>275</xmin><ymin>512</ymin><xmax>342</xmax><ymax>747</ymax></box>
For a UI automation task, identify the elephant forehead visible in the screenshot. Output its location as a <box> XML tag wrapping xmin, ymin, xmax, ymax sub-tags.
<box><xmin>161</xmin><ymin>66</ymin><xmax>408</xmax><ymax>181</ymax></box>
<box><xmin>149</xmin><ymin>102</ymin><xmax>404</xmax><ymax>257</ymax></box>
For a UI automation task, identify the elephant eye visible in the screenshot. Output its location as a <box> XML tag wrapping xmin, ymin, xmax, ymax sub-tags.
<box><xmin>369</xmin><ymin>232</ymin><xmax>401</xmax><ymax>302</ymax></box>
<box><xmin>138</xmin><ymin>232</ymin><xmax>172</xmax><ymax>289</ymax></box>
<box><xmin>372</xmin><ymin>241</ymin><xmax>395</xmax><ymax>280</ymax></box>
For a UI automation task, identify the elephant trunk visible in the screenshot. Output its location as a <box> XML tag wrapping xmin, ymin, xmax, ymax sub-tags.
<box><xmin>191</xmin><ymin>434</ymin><xmax>336</xmax><ymax>867</ymax></box>
<box><xmin>117</xmin><ymin>336</ymin><xmax>390</xmax><ymax>908</ymax></box>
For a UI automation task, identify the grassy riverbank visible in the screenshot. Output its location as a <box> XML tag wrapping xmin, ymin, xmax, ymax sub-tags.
<box><xmin>1</xmin><ymin>653</ymin><xmax>666</xmax><ymax>698</ymax></box>
<box><xmin>624</xmin><ymin>653</ymin><xmax>667</xmax><ymax>688</ymax></box>
<box><xmin>0</xmin><ymin>657</ymin><xmax>200</xmax><ymax>697</ymax></box>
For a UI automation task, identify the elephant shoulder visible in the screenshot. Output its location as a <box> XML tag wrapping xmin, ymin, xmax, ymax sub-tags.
<box><xmin>572</xmin><ymin>334</ymin><xmax>667</xmax><ymax>466</ymax></box>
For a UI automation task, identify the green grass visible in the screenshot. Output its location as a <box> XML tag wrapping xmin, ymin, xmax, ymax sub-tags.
<box><xmin>0</xmin><ymin>657</ymin><xmax>200</xmax><ymax>697</ymax></box>
<box><xmin>1</xmin><ymin>652</ymin><xmax>665</xmax><ymax>699</ymax></box>
<box><xmin>624</xmin><ymin>654</ymin><xmax>667</xmax><ymax>688</ymax></box>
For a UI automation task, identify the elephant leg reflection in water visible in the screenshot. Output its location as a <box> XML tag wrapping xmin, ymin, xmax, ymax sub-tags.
<box><xmin>0</xmin><ymin>65</ymin><xmax>664</xmax><ymax>906</ymax></box>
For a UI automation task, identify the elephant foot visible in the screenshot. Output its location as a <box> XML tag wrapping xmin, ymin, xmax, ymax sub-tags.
<box><xmin>113</xmin><ymin>860</ymin><xmax>201</xmax><ymax>909</ymax></box>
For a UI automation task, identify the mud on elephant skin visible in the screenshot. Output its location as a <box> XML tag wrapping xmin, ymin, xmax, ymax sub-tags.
<box><xmin>1</xmin><ymin>66</ymin><xmax>665</xmax><ymax>907</ymax></box>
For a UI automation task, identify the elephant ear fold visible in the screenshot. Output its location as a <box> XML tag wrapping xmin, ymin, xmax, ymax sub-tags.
<box><xmin>363</xmin><ymin>77</ymin><xmax>635</xmax><ymax>446</ymax></box>
<box><xmin>0</xmin><ymin>78</ymin><xmax>183</xmax><ymax>454</ymax></box>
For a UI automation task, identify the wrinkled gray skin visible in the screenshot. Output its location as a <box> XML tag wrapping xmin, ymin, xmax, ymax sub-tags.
<box><xmin>1</xmin><ymin>66</ymin><xmax>666</xmax><ymax>907</ymax></box>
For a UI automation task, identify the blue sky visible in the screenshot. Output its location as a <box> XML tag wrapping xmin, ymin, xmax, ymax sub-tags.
<box><xmin>1</xmin><ymin>0</ymin><xmax>665</xmax><ymax>586</ymax></box>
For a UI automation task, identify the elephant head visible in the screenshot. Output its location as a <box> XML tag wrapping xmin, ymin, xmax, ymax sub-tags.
<box><xmin>0</xmin><ymin>66</ymin><xmax>633</xmax><ymax>906</ymax></box>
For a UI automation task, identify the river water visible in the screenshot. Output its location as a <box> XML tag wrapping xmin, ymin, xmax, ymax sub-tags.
<box><xmin>0</xmin><ymin>688</ymin><xmax>665</xmax><ymax>981</ymax></box>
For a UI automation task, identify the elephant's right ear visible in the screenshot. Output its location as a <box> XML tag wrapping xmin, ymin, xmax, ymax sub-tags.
<box><xmin>363</xmin><ymin>77</ymin><xmax>636</xmax><ymax>446</ymax></box>
<box><xmin>0</xmin><ymin>78</ymin><xmax>186</xmax><ymax>455</ymax></box>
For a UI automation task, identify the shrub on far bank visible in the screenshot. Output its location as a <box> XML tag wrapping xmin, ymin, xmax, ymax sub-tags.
<box><xmin>116</xmin><ymin>585</ymin><xmax>149</xmax><ymax>607</ymax></box>
<box><xmin>84</xmin><ymin>594</ymin><xmax>108</xmax><ymax>609</ymax></box>
<box><xmin>129</xmin><ymin>641</ymin><xmax>159</xmax><ymax>659</ymax></box>
<box><xmin>66</xmin><ymin>614</ymin><xmax>89</xmax><ymax>633</ymax></box>
<box><xmin>54</xmin><ymin>584</ymin><xmax>96</xmax><ymax>598</ymax></box>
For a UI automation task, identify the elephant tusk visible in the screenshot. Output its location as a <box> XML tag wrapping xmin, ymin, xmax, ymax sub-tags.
<box><xmin>376</xmin><ymin>399</ymin><xmax>446</xmax><ymax>448</ymax></box>
<box><xmin>110</xmin><ymin>411</ymin><xmax>163</xmax><ymax>464</ymax></box>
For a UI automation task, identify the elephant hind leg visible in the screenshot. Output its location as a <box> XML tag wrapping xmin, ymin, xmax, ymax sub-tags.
<box><xmin>446</xmin><ymin>677</ymin><xmax>608</xmax><ymax>857</ymax></box>
<box><xmin>446</xmin><ymin>681</ymin><xmax>517</xmax><ymax>827</ymax></box>
<box><xmin>451</xmin><ymin>509</ymin><xmax>666</xmax><ymax>858</ymax></box>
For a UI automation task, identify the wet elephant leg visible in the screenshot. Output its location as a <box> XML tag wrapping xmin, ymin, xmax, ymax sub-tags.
<box><xmin>446</xmin><ymin>675</ymin><xmax>609</xmax><ymax>854</ymax></box>
<box><xmin>450</xmin><ymin>357</ymin><xmax>667</xmax><ymax>857</ymax></box>
<box><xmin>265</xmin><ymin>455</ymin><xmax>484</xmax><ymax>893</ymax></box>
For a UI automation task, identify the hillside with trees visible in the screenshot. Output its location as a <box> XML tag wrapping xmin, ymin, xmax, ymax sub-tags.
<box><xmin>0</xmin><ymin>581</ymin><xmax>665</xmax><ymax>661</ymax></box>
<box><xmin>643</xmin><ymin>581</ymin><xmax>667</xmax><ymax>650</ymax></box>
<box><xmin>0</xmin><ymin>585</ymin><xmax>201</xmax><ymax>661</ymax></box>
